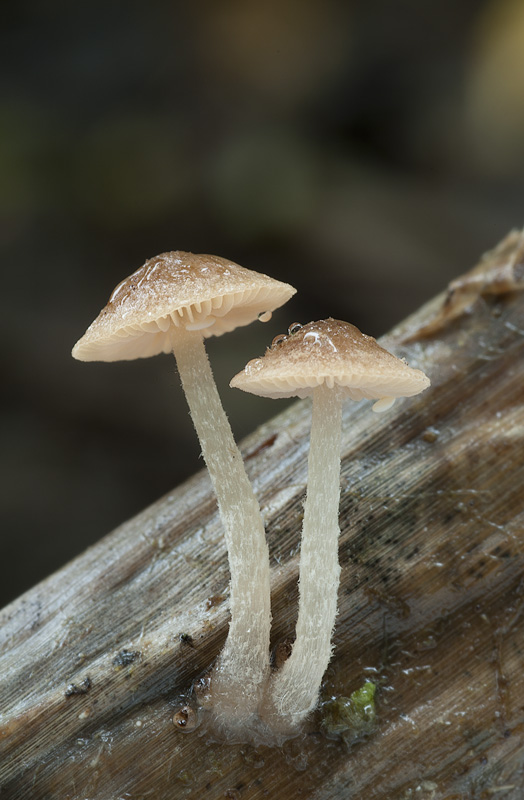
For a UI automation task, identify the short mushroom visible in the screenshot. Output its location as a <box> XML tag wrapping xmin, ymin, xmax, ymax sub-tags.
<box><xmin>230</xmin><ymin>318</ymin><xmax>430</xmax><ymax>730</ymax></box>
<box><xmin>72</xmin><ymin>251</ymin><xmax>296</xmax><ymax>724</ymax></box>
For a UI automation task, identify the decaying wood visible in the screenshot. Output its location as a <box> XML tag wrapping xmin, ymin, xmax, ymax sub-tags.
<box><xmin>1</xmin><ymin>231</ymin><xmax>524</xmax><ymax>799</ymax></box>
<box><xmin>402</xmin><ymin>227</ymin><xmax>524</xmax><ymax>341</ymax></box>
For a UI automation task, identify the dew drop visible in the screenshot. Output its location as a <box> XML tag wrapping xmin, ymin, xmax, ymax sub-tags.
<box><xmin>372</xmin><ymin>396</ymin><xmax>396</xmax><ymax>413</ymax></box>
<box><xmin>258</xmin><ymin>310</ymin><xmax>272</xmax><ymax>323</ymax></box>
<box><xmin>303</xmin><ymin>331</ymin><xmax>320</xmax><ymax>345</ymax></box>
<box><xmin>271</xmin><ymin>334</ymin><xmax>287</xmax><ymax>347</ymax></box>
<box><xmin>288</xmin><ymin>322</ymin><xmax>302</xmax><ymax>335</ymax></box>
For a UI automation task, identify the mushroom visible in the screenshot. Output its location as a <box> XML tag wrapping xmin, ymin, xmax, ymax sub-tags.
<box><xmin>230</xmin><ymin>318</ymin><xmax>430</xmax><ymax>730</ymax></box>
<box><xmin>72</xmin><ymin>251</ymin><xmax>296</xmax><ymax>724</ymax></box>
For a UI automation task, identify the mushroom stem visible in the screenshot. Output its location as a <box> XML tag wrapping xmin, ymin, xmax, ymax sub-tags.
<box><xmin>265</xmin><ymin>383</ymin><xmax>343</xmax><ymax>730</ymax></box>
<box><xmin>171</xmin><ymin>327</ymin><xmax>271</xmax><ymax>721</ymax></box>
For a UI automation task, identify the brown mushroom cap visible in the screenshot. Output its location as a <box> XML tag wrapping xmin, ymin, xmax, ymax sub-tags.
<box><xmin>72</xmin><ymin>251</ymin><xmax>296</xmax><ymax>362</ymax></box>
<box><xmin>230</xmin><ymin>318</ymin><xmax>430</xmax><ymax>400</ymax></box>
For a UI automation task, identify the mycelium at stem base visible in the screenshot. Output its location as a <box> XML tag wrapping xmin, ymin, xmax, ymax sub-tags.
<box><xmin>172</xmin><ymin>327</ymin><xmax>271</xmax><ymax>726</ymax></box>
<box><xmin>262</xmin><ymin>384</ymin><xmax>343</xmax><ymax>732</ymax></box>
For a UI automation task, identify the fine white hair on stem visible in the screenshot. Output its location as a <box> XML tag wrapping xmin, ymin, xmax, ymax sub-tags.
<box><xmin>262</xmin><ymin>384</ymin><xmax>343</xmax><ymax>729</ymax></box>
<box><xmin>172</xmin><ymin>327</ymin><xmax>271</xmax><ymax>724</ymax></box>
<box><xmin>231</xmin><ymin>317</ymin><xmax>430</xmax><ymax>733</ymax></box>
<box><xmin>72</xmin><ymin>252</ymin><xmax>297</xmax><ymax>734</ymax></box>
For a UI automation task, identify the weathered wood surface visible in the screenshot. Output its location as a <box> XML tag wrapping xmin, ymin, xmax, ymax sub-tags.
<box><xmin>1</xmin><ymin>231</ymin><xmax>524</xmax><ymax>799</ymax></box>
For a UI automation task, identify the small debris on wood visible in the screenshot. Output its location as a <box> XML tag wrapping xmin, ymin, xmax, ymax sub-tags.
<box><xmin>271</xmin><ymin>638</ymin><xmax>294</xmax><ymax>670</ymax></box>
<box><xmin>173</xmin><ymin>704</ymin><xmax>198</xmax><ymax>732</ymax></box>
<box><xmin>245</xmin><ymin>433</ymin><xmax>277</xmax><ymax>460</ymax></box>
<box><xmin>64</xmin><ymin>676</ymin><xmax>92</xmax><ymax>697</ymax></box>
<box><xmin>422</xmin><ymin>427</ymin><xmax>439</xmax><ymax>443</ymax></box>
<box><xmin>206</xmin><ymin>595</ymin><xmax>225</xmax><ymax>610</ymax></box>
<box><xmin>112</xmin><ymin>649</ymin><xmax>141</xmax><ymax>668</ymax></box>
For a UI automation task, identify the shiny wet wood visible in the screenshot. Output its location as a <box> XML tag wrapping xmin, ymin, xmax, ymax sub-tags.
<box><xmin>1</xmin><ymin>232</ymin><xmax>524</xmax><ymax>799</ymax></box>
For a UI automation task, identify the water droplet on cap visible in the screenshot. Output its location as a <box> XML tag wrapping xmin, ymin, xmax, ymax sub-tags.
<box><xmin>288</xmin><ymin>322</ymin><xmax>302</xmax><ymax>335</ymax></box>
<box><xmin>304</xmin><ymin>331</ymin><xmax>320</xmax><ymax>345</ymax></box>
<box><xmin>258</xmin><ymin>310</ymin><xmax>272</xmax><ymax>323</ymax></box>
<box><xmin>271</xmin><ymin>334</ymin><xmax>287</xmax><ymax>347</ymax></box>
<box><xmin>372</xmin><ymin>396</ymin><xmax>396</xmax><ymax>413</ymax></box>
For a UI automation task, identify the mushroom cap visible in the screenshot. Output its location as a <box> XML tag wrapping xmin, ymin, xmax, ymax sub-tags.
<box><xmin>230</xmin><ymin>318</ymin><xmax>430</xmax><ymax>401</ymax></box>
<box><xmin>72</xmin><ymin>251</ymin><xmax>296</xmax><ymax>362</ymax></box>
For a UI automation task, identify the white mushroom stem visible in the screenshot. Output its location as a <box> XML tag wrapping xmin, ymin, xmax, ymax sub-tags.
<box><xmin>265</xmin><ymin>383</ymin><xmax>343</xmax><ymax>730</ymax></box>
<box><xmin>171</xmin><ymin>327</ymin><xmax>271</xmax><ymax>721</ymax></box>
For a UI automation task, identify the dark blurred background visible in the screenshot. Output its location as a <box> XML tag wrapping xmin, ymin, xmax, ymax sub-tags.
<box><xmin>2</xmin><ymin>0</ymin><xmax>524</xmax><ymax>607</ymax></box>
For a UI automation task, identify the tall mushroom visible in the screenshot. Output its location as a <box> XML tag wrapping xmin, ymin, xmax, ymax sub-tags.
<box><xmin>72</xmin><ymin>251</ymin><xmax>296</xmax><ymax>725</ymax></box>
<box><xmin>231</xmin><ymin>318</ymin><xmax>430</xmax><ymax>731</ymax></box>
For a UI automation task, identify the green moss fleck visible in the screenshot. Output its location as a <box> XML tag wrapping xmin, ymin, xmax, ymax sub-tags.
<box><xmin>321</xmin><ymin>681</ymin><xmax>376</xmax><ymax>744</ymax></box>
